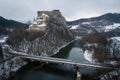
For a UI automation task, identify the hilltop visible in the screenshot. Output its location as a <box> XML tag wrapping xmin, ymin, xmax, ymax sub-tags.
<box><xmin>7</xmin><ymin>10</ymin><xmax>74</xmax><ymax>56</ymax></box>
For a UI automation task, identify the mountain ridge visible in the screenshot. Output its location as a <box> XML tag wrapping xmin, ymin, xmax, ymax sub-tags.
<box><xmin>0</xmin><ymin>16</ymin><xmax>28</xmax><ymax>35</ymax></box>
<box><xmin>0</xmin><ymin>16</ymin><xmax>27</xmax><ymax>28</ymax></box>
<box><xmin>67</xmin><ymin>13</ymin><xmax>120</xmax><ymax>25</ymax></box>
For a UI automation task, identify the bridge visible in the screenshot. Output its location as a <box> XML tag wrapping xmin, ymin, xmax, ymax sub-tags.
<box><xmin>8</xmin><ymin>47</ymin><xmax>112</xmax><ymax>69</ymax></box>
<box><xmin>7</xmin><ymin>47</ymin><xmax>116</xmax><ymax>80</ymax></box>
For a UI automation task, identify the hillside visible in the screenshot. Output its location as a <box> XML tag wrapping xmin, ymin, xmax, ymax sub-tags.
<box><xmin>7</xmin><ymin>10</ymin><xmax>74</xmax><ymax>56</ymax></box>
<box><xmin>0</xmin><ymin>16</ymin><xmax>27</xmax><ymax>35</ymax></box>
<box><xmin>68</xmin><ymin>13</ymin><xmax>120</xmax><ymax>37</ymax></box>
<box><xmin>68</xmin><ymin>13</ymin><xmax>120</xmax><ymax>25</ymax></box>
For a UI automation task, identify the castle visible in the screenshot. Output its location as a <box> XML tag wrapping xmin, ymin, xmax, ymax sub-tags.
<box><xmin>27</xmin><ymin>10</ymin><xmax>61</xmax><ymax>31</ymax></box>
<box><xmin>27</xmin><ymin>11</ymin><xmax>49</xmax><ymax>31</ymax></box>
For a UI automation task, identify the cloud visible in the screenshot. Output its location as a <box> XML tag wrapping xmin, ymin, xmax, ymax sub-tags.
<box><xmin>0</xmin><ymin>0</ymin><xmax>120</xmax><ymax>22</ymax></box>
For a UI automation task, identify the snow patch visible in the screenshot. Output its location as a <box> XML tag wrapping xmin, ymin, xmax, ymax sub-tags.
<box><xmin>0</xmin><ymin>36</ymin><xmax>8</xmax><ymax>43</ymax></box>
<box><xmin>104</xmin><ymin>23</ymin><xmax>120</xmax><ymax>32</ymax></box>
<box><xmin>84</xmin><ymin>50</ymin><xmax>95</xmax><ymax>62</ymax></box>
<box><xmin>111</xmin><ymin>36</ymin><xmax>120</xmax><ymax>41</ymax></box>
<box><xmin>0</xmin><ymin>39</ymin><xmax>5</xmax><ymax>43</ymax></box>
<box><xmin>104</xmin><ymin>60</ymin><xmax>119</xmax><ymax>66</ymax></box>
<box><xmin>41</xmin><ymin>13</ymin><xmax>49</xmax><ymax>17</ymax></box>
<box><xmin>82</xmin><ymin>22</ymin><xmax>91</xmax><ymax>25</ymax></box>
<box><xmin>70</xmin><ymin>25</ymin><xmax>79</xmax><ymax>29</ymax></box>
<box><xmin>84</xmin><ymin>43</ymin><xmax>98</xmax><ymax>47</ymax></box>
<box><xmin>33</xmin><ymin>21</ymin><xmax>37</xmax><ymax>24</ymax></box>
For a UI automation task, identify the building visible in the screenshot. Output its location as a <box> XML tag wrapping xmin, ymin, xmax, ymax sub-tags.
<box><xmin>27</xmin><ymin>11</ymin><xmax>49</xmax><ymax>31</ymax></box>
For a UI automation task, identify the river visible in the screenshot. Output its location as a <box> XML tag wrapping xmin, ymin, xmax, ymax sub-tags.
<box><xmin>11</xmin><ymin>40</ymin><xmax>109</xmax><ymax>80</ymax></box>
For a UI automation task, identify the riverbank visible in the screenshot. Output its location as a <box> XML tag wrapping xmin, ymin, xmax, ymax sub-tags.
<box><xmin>0</xmin><ymin>38</ymin><xmax>75</xmax><ymax>79</ymax></box>
<box><xmin>53</xmin><ymin>39</ymin><xmax>75</xmax><ymax>55</ymax></box>
<box><xmin>0</xmin><ymin>36</ymin><xmax>27</xmax><ymax>79</ymax></box>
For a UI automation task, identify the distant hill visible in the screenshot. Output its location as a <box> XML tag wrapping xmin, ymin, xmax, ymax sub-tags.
<box><xmin>0</xmin><ymin>16</ymin><xmax>27</xmax><ymax>28</ymax></box>
<box><xmin>0</xmin><ymin>16</ymin><xmax>27</xmax><ymax>35</ymax></box>
<box><xmin>67</xmin><ymin>13</ymin><xmax>120</xmax><ymax>37</ymax></box>
<box><xmin>67</xmin><ymin>13</ymin><xmax>120</xmax><ymax>25</ymax></box>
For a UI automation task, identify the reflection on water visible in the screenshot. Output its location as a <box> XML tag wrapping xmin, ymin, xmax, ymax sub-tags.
<box><xmin>13</xmin><ymin>62</ymin><xmax>76</xmax><ymax>80</ymax></box>
<box><xmin>53</xmin><ymin>41</ymin><xmax>87</xmax><ymax>63</ymax></box>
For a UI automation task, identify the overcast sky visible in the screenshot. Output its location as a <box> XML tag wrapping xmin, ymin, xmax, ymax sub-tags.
<box><xmin>0</xmin><ymin>0</ymin><xmax>120</xmax><ymax>22</ymax></box>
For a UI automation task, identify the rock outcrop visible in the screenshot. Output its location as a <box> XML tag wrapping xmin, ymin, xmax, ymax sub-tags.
<box><xmin>0</xmin><ymin>10</ymin><xmax>74</xmax><ymax>78</ymax></box>
<box><xmin>8</xmin><ymin>10</ymin><xmax>74</xmax><ymax>56</ymax></box>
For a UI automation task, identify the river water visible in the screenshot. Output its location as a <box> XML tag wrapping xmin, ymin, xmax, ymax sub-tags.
<box><xmin>12</xmin><ymin>40</ymin><xmax>109</xmax><ymax>80</ymax></box>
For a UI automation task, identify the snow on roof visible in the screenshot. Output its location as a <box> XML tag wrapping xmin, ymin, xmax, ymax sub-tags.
<box><xmin>33</xmin><ymin>21</ymin><xmax>37</xmax><ymax>24</ymax></box>
<box><xmin>38</xmin><ymin>23</ymin><xmax>46</xmax><ymax>27</ymax></box>
<box><xmin>36</xmin><ymin>18</ymin><xmax>42</xmax><ymax>22</ymax></box>
<box><xmin>41</xmin><ymin>13</ymin><xmax>49</xmax><ymax>17</ymax></box>
<box><xmin>29</xmin><ymin>24</ymin><xmax>33</xmax><ymax>27</ymax></box>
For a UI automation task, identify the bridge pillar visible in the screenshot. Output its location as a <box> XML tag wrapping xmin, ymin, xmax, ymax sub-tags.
<box><xmin>76</xmin><ymin>67</ymin><xmax>81</xmax><ymax>80</ymax></box>
<box><xmin>76</xmin><ymin>70</ymin><xmax>81</xmax><ymax>80</ymax></box>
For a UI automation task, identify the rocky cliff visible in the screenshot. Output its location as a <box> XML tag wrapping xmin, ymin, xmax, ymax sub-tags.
<box><xmin>0</xmin><ymin>10</ymin><xmax>74</xmax><ymax>78</ymax></box>
<box><xmin>7</xmin><ymin>10</ymin><xmax>74</xmax><ymax>56</ymax></box>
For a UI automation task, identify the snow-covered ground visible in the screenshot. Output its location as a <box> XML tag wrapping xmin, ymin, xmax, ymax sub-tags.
<box><xmin>84</xmin><ymin>43</ymin><xmax>98</xmax><ymax>47</ymax></box>
<box><xmin>0</xmin><ymin>36</ymin><xmax>27</xmax><ymax>78</ymax></box>
<box><xmin>84</xmin><ymin>50</ymin><xmax>95</xmax><ymax>63</ymax></box>
<box><xmin>72</xmin><ymin>22</ymin><xmax>120</xmax><ymax>33</ymax></box>
<box><xmin>0</xmin><ymin>36</ymin><xmax>8</xmax><ymax>44</ymax></box>
<box><xmin>70</xmin><ymin>25</ymin><xmax>79</xmax><ymax>29</ymax></box>
<box><xmin>111</xmin><ymin>36</ymin><xmax>120</xmax><ymax>41</ymax></box>
<box><xmin>82</xmin><ymin>22</ymin><xmax>91</xmax><ymax>25</ymax></box>
<box><xmin>0</xmin><ymin>39</ymin><xmax>5</xmax><ymax>43</ymax></box>
<box><xmin>92</xmin><ymin>23</ymin><xmax>120</xmax><ymax>32</ymax></box>
<box><xmin>104</xmin><ymin>23</ymin><xmax>120</xmax><ymax>32</ymax></box>
<box><xmin>0</xmin><ymin>57</ymin><xmax>27</xmax><ymax>77</ymax></box>
<box><xmin>100</xmin><ymin>69</ymin><xmax>120</xmax><ymax>80</ymax></box>
<box><xmin>109</xmin><ymin>36</ymin><xmax>120</xmax><ymax>58</ymax></box>
<box><xmin>104</xmin><ymin>60</ymin><xmax>119</xmax><ymax>66</ymax></box>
